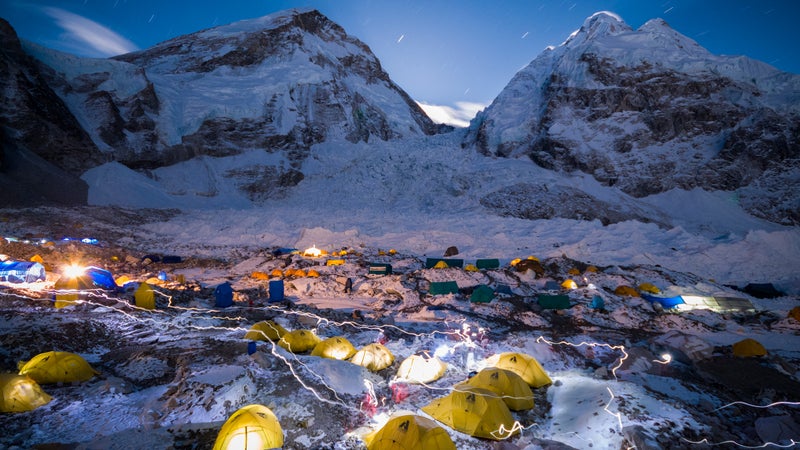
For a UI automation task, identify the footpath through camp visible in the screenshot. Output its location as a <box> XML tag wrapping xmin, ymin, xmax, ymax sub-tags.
<box><xmin>0</xmin><ymin>207</ymin><xmax>799</xmax><ymax>449</ymax></box>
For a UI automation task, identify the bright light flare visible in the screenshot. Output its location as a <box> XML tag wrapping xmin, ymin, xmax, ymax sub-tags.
<box><xmin>62</xmin><ymin>264</ymin><xmax>85</xmax><ymax>278</ymax></box>
<box><xmin>653</xmin><ymin>353</ymin><xmax>672</xmax><ymax>364</ymax></box>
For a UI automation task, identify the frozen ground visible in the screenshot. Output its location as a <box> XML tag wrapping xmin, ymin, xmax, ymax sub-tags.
<box><xmin>0</xmin><ymin>204</ymin><xmax>798</xmax><ymax>449</ymax></box>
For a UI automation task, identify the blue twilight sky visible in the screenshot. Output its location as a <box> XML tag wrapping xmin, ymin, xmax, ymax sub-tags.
<box><xmin>3</xmin><ymin>0</ymin><xmax>799</xmax><ymax>122</ymax></box>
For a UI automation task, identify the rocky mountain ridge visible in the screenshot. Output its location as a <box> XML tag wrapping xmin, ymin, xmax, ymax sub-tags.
<box><xmin>463</xmin><ymin>12</ymin><xmax>800</xmax><ymax>225</ymax></box>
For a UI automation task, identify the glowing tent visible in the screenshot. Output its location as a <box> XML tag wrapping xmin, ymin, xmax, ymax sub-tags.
<box><xmin>461</xmin><ymin>368</ymin><xmax>534</xmax><ymax>411</ymax></box>
<box><xmin>277</xmin><ymin>330</ymin><xmax>321</xmax><ymax>353</ymax></box>
<box><xmin>18</xmin><ymin>351</ymin><xmax>99</xmax><ymax>384</ymax></box>
<box><xmin>0</xmin><ymin>374</ymin><xmax>52</xmax><ymax>413</ymax></box>
<box><xmin>311</xmin><ymin>336</ymin><xmax>357</xmax><ymax>360</ymax></box>
<box><xmin>0</xmin><ymin>261</ymin><xmax>46</xmax><ymax>283</ymax></box>
<box><xmin>351</xmin><ymin>343</ymin><xmax>395</xmax><ymax>372</ymax></box>
<box><xmin>212</xmin><ymin>404</ymin><xmax>283</xmax><ymax>450</ymax></box>
<box><xmin>561</xmin><ymin>279</ymin><xmax>578</xmax><ymax>290</ymax></box>
<box><xmin>732</xmin><ymin>338</ymin><xmax>767</xmax><ymax>357</ymax></box>
<box><xmin>244</xmin><ymin>321</ymin><xmax>288</xmax><ymax>341</ymax></box>
<box><xmin>363</xmin><ymin>413</ymin><xmax>456</xmax><ymax>450</ymax></box>
<box><xmin>135</xmin><ymin>282</ymin><xmax>155</xmax><ymax>310</ymax></box>
<box><xmin>395</xmin><ymin>354</ymin><xmax>447</xmax><ymax>384</ymax></box>
<box><xmin>486</xmin><ymin>352</ymin><xmax>551</xmax><ymax>388</ymax></box>
<box><xmin>421</xmin><ymin>385</ymin><xmax>518</xmax><ymax>441</ymax></box>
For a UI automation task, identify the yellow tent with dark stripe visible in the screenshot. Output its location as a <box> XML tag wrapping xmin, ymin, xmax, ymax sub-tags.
<box><xmin>277</xmin><ymin>329</ymin><xmax>321</xmax><ymax>353</ymax></box>
<box><xmin>311</xmin><ymin>336</ymin><xmax>357</xmax><ymax>360</ymax></box>
<box><xmin>0</xmin><ymin>374</ymin><xmax>52</xmax><ymax>412</ymax></box>
<box><xmin>461</xmin><ymin>367</ymin><xmax>534</xmax><ymax>411</ymax></box>
<box><xmin>421</xmin><ymin>385</ymin><xmax>518</xmax><ymax>440</ymax></box>
<box><xmin>244</xmin><ymin>320</ymin><xmax>287</xmax><ymax>341</ymax></box>
<box><xmin>486</xmin><ymin>352</ymin><xmax>551</xmax><ymax>388</ymax></box>
<box><xmin>351</xmin><ymin>343</ymin><xmax>395</xmax><ymax>372</ymax></box>
<box><xmin>212</xmin><ymin>404</ymin><xmax>283</xmax><ymax>450</ymax></box>
<box><xmin>18</xmin><ymin>351</ymin><xmax>98</xmax><ymax>384</ymax></box>
<box><xmin>363</xmin><ymin>413</ymin><xmax>455</xmax><ymax>450</ymax></box>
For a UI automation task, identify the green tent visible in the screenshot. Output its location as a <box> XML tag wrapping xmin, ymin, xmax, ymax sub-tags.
<box><xmin>425</xmin><ymin>258</ymin><xmax>464</xmax><ymax>269</ymax></box>
<box><xmin>430</xmin><ymin>281</ymin><xmax>459</xmax><ymax>295</ymax></box>
<box><xmin>368</xmin><ymin>263</ymin><xmax>392</xmax><ymax>275</ymax></box>
<box><xmin>537</xmin><ymin>294</ymin><xmax>571</xmax><ymax>309</ymax></box>
<box><xmin>475</xmin><ymin>259</ymin><xmax>500</xmax><ymax>270</ymax></box>
<box><xmin>470</xmin><ymin>285</ymin><xmax>494</xmax><ymax>303</ymax></box>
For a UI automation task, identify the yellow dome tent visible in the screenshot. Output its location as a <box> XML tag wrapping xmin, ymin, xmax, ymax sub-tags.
<box><xmin>278</xmin><ymin>330</ymin><xmax>321</xmax><ymax>353</ymax></box>
<box><xmin>306</xmin><ymin>269</ymin><xmax>320</xmax><ymax>278</ymax></box>
<box><xmin>732</xmin><ymin>338</ymin><xmax>767</xmax><ymax>357</ymax></box>
<box><xmin>395</xmin><ymin>354</ymin><xmax>447</xmax><ymax>384</ymax></box>
<box><xmin>567</xmin><ymin>268</ymin><xmax>580</xmax><ymax>275</ymax></box>
<box><xmin>351</xmin><ymin>343</ymin><xmax>395</xmax><ymax>372</ymax></box>
<box><xmin>433</xmin><ymin>260</ymin><xmax>449</xmax><ymax>269</ymax></box>
<box><xmin>464</xmin><ymin>264</ymin><xmax>479</xmax><ymax>272</ymax></box>
<box><xmin>135</xmin><ymin>282</ymin><xmax>155</xmax><ymax>310</ymax></box>
<box><xmin>561</xmin><ymin>279</ymin><xmax>578</xmax><ymax>290</ymax></box>
<box><xmin>54</xmin><ymin>276</ymin><xmax>80</xmax><ymax>308</ymax></box>
<box><xmin>614</xmin><ymin>285</ymin><xmax>640</xmax><ymax>297</ymax></box>
<box><xmin>788</xmin><ymin>306</ymin><xmax>800</xmax><ymax>322</ymax></box>
<box><xmin>311</xmin><ymin>336</ymin><xmax>357</xmax><ymax>360</ymax></box>
<box><xmin>18</xmin><ymin>351</ymin><xmax>99</xmax><ymax>384</ymax></box>
<box><xmin>421</xmin><ymin>385</ymin><xmax>518</xmax><ymax>441</ymax></box>
<box><xmin>461</xmin><ymin>368</ymin><xmax>534</xmax><ymax>411</ymax></box>
<box><xmin>250</xmin><ymin>271</ymin><xmax>270</xmax><ymax>280</ymax></box>
<box><xmin>244</xmin><ymin>321</ymin><xmax>288</xmax><ymax>341</ymax></box>
<box><xmin>270</xmin><ymin>269</ymin><xmax>284</xmax><ymax>278</ymax></box>
<box><xmin>638</xmin><ymin>283</ymin><xmax>661</xmax><ymax>294</ymax></box>
<box><xmin>486</xmin><ymin>352</ymin><xmax>551</xmax><ymax>388</ymax></box>
<box><xmin>212</xmin><ymin>404</ymin><xmax>283</xmax><ymax>450</ymax></box>
<box><xmin>363</xmin><ymin>413</ymin><xmax>456</xmax><ymax>450</ymax></box>
<box><xmin>0</xmin><ymin>374</ymin><xmax>52</xmax><ymax>413</ymax></box>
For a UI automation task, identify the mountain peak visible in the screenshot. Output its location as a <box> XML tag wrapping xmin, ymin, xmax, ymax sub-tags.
<box><xmin>564</xmin><ymin>11</ymin><xmax>631</xmax><ymax>45</ymax></box>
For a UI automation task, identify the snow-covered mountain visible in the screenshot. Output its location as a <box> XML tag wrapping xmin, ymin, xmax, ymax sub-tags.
<box><xmin>463</xmin><ymin>12</ymin><xmax>800</xmax><ymax>225</ymax></box>
<box><xmin>2</xmin><ymin>9</ymin><xmax>442</xmax><ymax>204</ymax></box>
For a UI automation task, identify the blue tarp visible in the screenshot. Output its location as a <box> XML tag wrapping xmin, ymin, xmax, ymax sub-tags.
<box><xmin>641</xmin><ymin>293</ymin><xmax>685</xmax><ymax>309</ymax></box>
<box><xmin>214</xmin><ymin>282</ymin><xmax>234</xmax><ymax>307</ymax></box>
<box><xmin>0</xmin><ymin>261</ymin><xmax>46</xmax><ymax>283</ymax></box>
<box><xmin>269</xmin><ymin>279</ymin><xmax>285</xmax><ymax>302</ymax></box>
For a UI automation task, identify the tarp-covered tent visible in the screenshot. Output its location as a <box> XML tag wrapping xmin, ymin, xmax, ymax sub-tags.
<box><xmin>679</xmin><ymin>295</ymin><xmax>754</xmax><ymax>313</ymax></box>
<box><xmin>244</xmin><ymin>320</ymin><xmax>287</xmax><ymax>341</ymax></box>
<box><xmin>641</xmin><ymin>293</ymin><xmax>684</xmax><ymax>309</ymax></box>
<box><xmin>214</xmin><ymin>282</ymin><xmax>233</xmax><ymax>308</ymax></box>
<box><xmin>395</xmin><ymin>354</ymin><xmax>447</xmax><ymax>384</ymax></box>
<box><xmin>82</xmin><ymin>267</ymin><xmax>117</xmax><ymax>289</ymax></box>
<box><xmin>135</xmin><ymin>282</ymin><xmax>155</xmax><ymax>310</ymax></box>
<box><xmin>212</xmin><ymin>404</ymin><xmax>283</xmax><ymax>450</ymax></box>
<box><xmin>486</xmin><ymin>352</ymin><xmax>552</xmax><ymax>388</ymax></box>
<box><xmin>461</xmin><ymin>367</ymin><xmax>534</xmax><ymax>411</ymax></box>
<box><xmin>0</xmin><ymin>374</ymin><xmax>52</xmax><ymax>413</ymax></box>
<box><xmin>425</xmin><ymin>258</ymin><xmax>464</xmax><ymax>269</ymax></box>
<box><xmin>18</xmin><ymin>351</ymin><xmax>98</xmax><ymax>384</ymax></box>
<box><xmin>421</xmin><ymin>385</ymin><xmax>518</xmax><ymax>440</ymax></box>
<box><xmin>311</xmin><ymin>336</ymin><xmax>357</xmax><ymax>360</ymax></box>
<box><xmin>278</xmin><ymin>330</ymin><xmax>321</xmax><ymax>353</ymax></box>
<box><xmin>368</xmin><ymin>263</ymin><xmax>393</xmax><ymax>275</ymax></box>
<box><xmin>363</xmin><ymin>413</ymin><xmax>456</xmax><ymax>450</ymax></box>
<box><xmin>732</xmin><ymin>338</ymin><xmax>767</xmax><ymax>357</ymax></box>
<box><xmin>351</xmin><ymin>343</ymin><xmax>395</xmax><ymax>372</ymax></box>
<box><xmin>537</xmin><ymin>294</ymin><xmax>570</xmax><ymax>310</ymax></box>
<box><xmin>429</xmin><ymin>281</ymin><xmax>459</xmax><ymax>296</ymax></box>
<box><xmin>475</xmin><ymin>259</ymin><xmax>500</xmax><ymax>270</ymax></box>
<box><xmin>0</xmin><ymin>261</ymin><xmax>45</xmax><ymax>283</ymax></box>
<box><xmin>470</xmin><ymin>285</ymin><xmax>494</xmax><ymax>303</ymax></box>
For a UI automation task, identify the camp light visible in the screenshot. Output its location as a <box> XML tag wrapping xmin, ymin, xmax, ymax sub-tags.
<box><xmin>63</xmin><ymin>264</ymin><xmax>85</xmax><ymax>279</ymax></box>
<box><xmin>225</xmin><ymin>428</ymin><xmax>264</xmax><ymax>450</ymax></box>
<box><xmin>303</xmin><ymin>245</ymin><xmax>322</xmax><ymax>257</ymax></box>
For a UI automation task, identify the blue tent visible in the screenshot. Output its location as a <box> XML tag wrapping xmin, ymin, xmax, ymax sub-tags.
<box><xmin>84</xmin><ymin>267</ymin><xmax>117</xmax><ymax>289</ymax></box>
<box><xmin>268</xmin><ymin>279</ymin><xmax>284</xmax><ymax>302</ymax></box>
<box><xmin>0</xmin><ymin>261</ymin><xmax>46</xmax><ymax>283</ymax></box>
<box><xmin>641</xmin><ymin>293</ymin><xmax>684</xmax><ymax>309</ymax></box>
<box><xmin>590</xmin><ymin>295</ymin><xmax>605</xmax><ymax>309</ymax></box>
<box><xmin>214</xmin><ymin>282</ymin><xmax>234</xmax><ymax>307</ymax></box>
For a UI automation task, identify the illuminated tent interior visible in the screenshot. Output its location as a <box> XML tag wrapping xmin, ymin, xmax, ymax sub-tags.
<box><xmin>212</xmin><ymin>404</ymin><xmax>283</xmax><ymax>450</ymax></box>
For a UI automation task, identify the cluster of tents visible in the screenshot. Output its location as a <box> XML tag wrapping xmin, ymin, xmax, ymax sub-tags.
<box><xmin>1</xmin><ymin>351</ymin><xmax>98</xmax><ymax>413</ymax></box>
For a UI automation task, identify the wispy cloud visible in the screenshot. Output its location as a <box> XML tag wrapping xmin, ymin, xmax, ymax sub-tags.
<box><xmin>417</xmin><ymin>101</ymin><xmax>487</xmax><ymax>128</ymax></box>
<box><xmin>41</xmin><ymin>7</ymin><xmax>138</xmax><ymax>57</ymax></box>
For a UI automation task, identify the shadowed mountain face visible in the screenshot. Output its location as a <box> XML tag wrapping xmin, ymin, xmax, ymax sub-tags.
<box><xmin>463</xmin><ymin>13</ymin><xmax>800</xmax><ymax>225</ymax></box>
